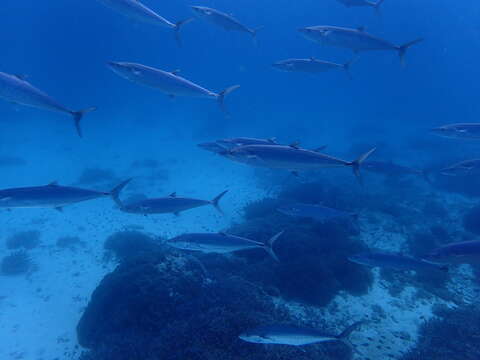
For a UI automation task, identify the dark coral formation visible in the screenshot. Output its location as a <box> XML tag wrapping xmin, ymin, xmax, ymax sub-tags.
<box><xmin>77</xmin><ymin>252</ymin><xmax>351</xmax><ymax>360</ymax></box>
<box><xmin>1</xmin><ymin>251</ymin><xmax>34</xmax><ymax>275</ymax></box>
<box><xmin>463</xmin><ymin>204</ymin><xmax>480</xmax><ymax>236</ymax></box>
<box><xmin>103</xmin><ymin>230</ymin><xmax>163</xmax><ymax>262</ymax></box>
<box><xmin>401</xmin><ymin>304</ymin><xmax>480</xmax><ymax>360</ymax></box>
<box><xmin>6</xmin><ymin>230</ymin><xmax>41</xmax><ymax>250</ymax></box>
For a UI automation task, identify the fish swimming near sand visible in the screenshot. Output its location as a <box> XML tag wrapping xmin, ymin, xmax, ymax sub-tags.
<box><xmin>277</xmin><ymin>203</ymin><xmax>355</xmax><ymax>222</ymax></box>
<box><xmin>167</xmin><ymin>230</ymin><xmax>284</xmax><ymax>261</ymax></box>
<box><xmin>349</xmin><ymin>252</ymin><xmax>448</xmax><ymax>272</ymax></box>
<box><xmin>239</xmin><ymin>321</ymin><xmax>363</xmax><ymax>351</ymax></box>
<box><xmin>272</xmin><ymin>57</ymin><xmax>355</xmax><ymax>79</ymax></box>
<box><xmin>191</xmin><ymin>6</ymin><xmax>261</xmax><ymax>40</ymax></box>
<box><xmin>0</xmin><ymin>72</ymin><xmax>95</xmax><ymax>137</ymax></box>
<box><xmin>298</xmin><ymin>25</ymin><xmax>422</xmax><ymax>65</ymax></box>
<box><xmin>112</xmin><ymin>180</ymin><xmax>228</xmax><ymax>215</ymax></box>
<box><xmin>107</xmin><ymin>62</ymin><xmax>239</xmax><ymax>114</ymax></box>
<box><xmin>223</xmin><ymin>144</ymin><xmax>376</xmax><ymax>183</ymax></box>
<box><xmin>97</xmin><ymin>0</ymin><xmax>192</xmax><ymax>45</ymax></box>
<box><xmin>426</xmin><ymin>240</ymin><xmax>480</xmax><ymax>264</ymax></box>
<box><xmin>440</xmin><ymin>159</ymin><xmax>480</xmax><ymax>176</ymax></box>
<box><xmin>0</xmin><ymin>179</ymin><xmax>130</xmax><ymax>211</ymax></box>
<box><xmin>431</xmin><ymin>123</ymin><xmax>480</xmax><ymax>140</ymax></box>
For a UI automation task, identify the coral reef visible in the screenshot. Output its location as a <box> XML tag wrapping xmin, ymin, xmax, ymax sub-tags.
<box><xmin>103</xmin><ymin>230</ymin><xmax>163</xmax><ymax>263</ymax></box>
<box><xmin>401</xmin><ymin>304</ymin><xmax>480</xmax><ymax>360</ymax></box>
<box><xmin>1</xmin><ymin>251</ymin><xmax>34</xmax><ymax>275</ymax></box>
<box><xmin>77</xmin><ymin>252</ymin><xmax>351</xmax><ymax>360</ymax></box>
<box><xmin>6</xmin><ymin>230</ymin><xmax>41</xmax><ymax>250</ymax></box>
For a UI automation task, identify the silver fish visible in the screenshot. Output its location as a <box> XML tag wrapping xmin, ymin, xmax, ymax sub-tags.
<box><xmin>277</xmin><ymin>203</ymin><xmax>355</xmax><ymax>222</ymax></box>
<box><xmin>426</xmin><ymin>241</ymin><xmax>480</xmax><ymax>264</ymax></box>
<box><xmin>272</xmin><ymin>57</ymin><xmax>354</xmax><ymax>79</ymax></box>
<box><xmin>112</xmin><ymin>180</ymin><xmax>228</xmax><ymax>215</ymax></box>
<box><xmin>239</xmin><ymin>321</ymin><xmax>363</xmax><ymax>351</ymax></box>
<box><xmin>167</xmin><ymin>231</ymin><xmax>284</xmax><ymax>261</ymax></box>
<box><xmin>298</xmin><ymin>25</ymin><xmax>422</xmax><ymax>65</ymax></box>
<box><xmin>191</xmin><ymin>6</ymin><xmax>260</xmax><ymax>40</ymax></box>
<box><xmin>440</xmin><ymin>159</ymin><xmax>480</xmax><ymax>176</ymax></box>
<box><xmin>216</xmin><ymin>137</ymin><xmax>278</xmax><ymax>148</ymax></box>
<box><xmin>0</xmin><ymin>179</ymin><xmax>129</xmax><ymax>211</ymax></box>
<box><xmin>349</xmin><ymin>252</ymin><xmax>447</xmax><ymax>272</ymax></box>
<box><xmin>107</xmin><ymin>62</ymin><xmax>239</xmax><ymax>114</ymax></box>
<box><xmin>336</xmin><ymin>0</ymin><xmax>385</xmax><ymax>13</ymax></box>
<box><xmin>97</xmin><ymin>0</ymin><xmax>192</xmax><ymax>45</ymax></box>
<box><xmin>224</xmin><ymin>144</ymin><xmax>376</xmax><ymax>182</ymax></box>
<box><xmin>431</xmin><ymin>123</ymin><xmax>480</xmax><ymax>140</ymax></box>
<box><xmin>0</xmin><ymin>72</ymin><xmax>95</xmax><ymax>137</ymax></box>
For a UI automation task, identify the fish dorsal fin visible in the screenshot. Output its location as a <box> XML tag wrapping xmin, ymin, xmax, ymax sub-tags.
<box><xmin>218</xmin><ymin>232</ymin><xmax>227</xmax><ymax>236</ymax></box>
<box><xmin>268</xmin><ymin>137</ymin><xmax>277</xmax><ymax>144</ymax></box>
<box><xmin>357</xmin><ymin>26</ymin><xmax>365</xmax><ymax>32</ymax></box>
<box><xmin>169</xmin><ymin>192</ymin><xmax>177</xmax><ymax>197</ymax></box>
<box><xmin>171</xmin><ymin>69</ymin><xmax>181</xmax><ymax>75</ymax></box>
<box><xmin>313</xmin><ymin>145</ymin><xmax>327</xmax><ymax>152</ymax></box>
<box><xmin>14</xmin><ymin>74</ymin><xmax>28</xmax><ymax>81</ymax></box>
<box><xmin>310</xmin><ymin>57</ymin><xmax>316</xmax><ymax>61</ymax></box>
<box><xmin>289</xmin><ymin>141</ymin><xmax>300</xmax><ymax>149</ymax></box>
<box><xmin>48</xmin><ymin>181</ymin><xmax>59</xmax><ymax>186</ymax></box>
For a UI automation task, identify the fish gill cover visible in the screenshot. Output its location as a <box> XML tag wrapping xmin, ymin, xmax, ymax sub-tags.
<box><xmin>1</xmin><ymin>0</ymin><xmax>480</xmax><ymax>360</ymax></box>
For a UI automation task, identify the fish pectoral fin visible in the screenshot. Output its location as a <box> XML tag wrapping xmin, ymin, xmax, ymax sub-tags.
<box><xmin>291</xmin><ymin>171</ymin><xmax>300</xmax><ymax>177</ymax></box>
<box><xmin>169</xmin><ymin>192</ymin><xmax>177</xmax><ymax>197</ymax></box>
<box><xmin>174</xmin><ymin>212</ymin><xmax>181</xmax><ymax>217</ymax></box>
<box><xmin>14</xmin><ymin>74</ymin><xmax>28</xmax><ymax>81</ymax></box>
<box><xmin>54</xmin><ymin>207</ymin><xmax>63</xmax><ymax>212</ymax></box>
<box><xmin>357</xmin><ymin>26</ymin><xmax>366</xmax><ymax>32</ymax></box>
<box><xmin>170</xmin><ymin>69</ymin><xmax>181</xmax><ymax>75</ymax></box>
<box><xmin>48</xmin><ymin>181</ymin><xmax>59</xmax><ymax>186</ymax></box>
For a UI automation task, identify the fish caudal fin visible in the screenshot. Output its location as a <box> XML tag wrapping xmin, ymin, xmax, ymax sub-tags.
<box><xmin>110</xmin><ymin>178</ymin><xmax>132</xmax><ymax>208</ymax></box>
<box><xmin>372</xmin><ymin>0</ymin><xmax>385</xmax><ymax>16</ymax></box>
<box><xmin>250</xmin><ymin>26</ymin><xmax>264</xmax><ymax>46</ymax></box>
<box><xmin>174</xmin><ymin>18</ymin><xmax>194</xmax><ymax>47</ymax></box>
<box><xmin>350</xmin><ymin>148</ymin><xmax>376</xmax><ymax>184</ymax></box>
<box><xmin>337</xmin><ymin>321</ymin><xmax>364</xmax><ymax>355</ymax></box>
<box><xmin>398</xmin><ymin>38</ymin><xmax>424</xmax><ymax>66</ymax></box>
<box><xmin>343</xmin><ymin>57</ymin><xmax>357</xmax><ymax>80</ymax></box>
<box><xmin>71</xmin><ymin>107</ymin><xmax>96</xmax><ymax>138</ymax></box>
<box><xmin>217</xmin><ymin>85</ymin><xmax>240</xmax><ymax>116</ymax></box>
<box><xmin>263</xmin><ymin>230</ymin><xmax>284</xmax><ymax>262</ymax></box>
<box><xmin>210</xmin><ymin>190</ymin><xmax>229</xmax><ymax>214</ymax></box>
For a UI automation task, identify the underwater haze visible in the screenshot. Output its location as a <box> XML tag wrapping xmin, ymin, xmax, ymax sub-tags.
<box><xmin>2</xmin><ymin>0</ymin><xmax>480</xmax><ymax>359</ymax></box>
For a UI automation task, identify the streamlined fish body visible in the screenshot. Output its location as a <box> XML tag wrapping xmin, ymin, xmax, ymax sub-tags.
<box><xmin>272</xmin><ymin>58</ymin><xmax>352</xmax><ymax>78</ymax></box>
<box><xmin>216</xmin><ymin>137</ymin><xmax>278</xmax><ymax>148</ymax></box>
<box><xmin>108</xmin><ymin>62</ymin><xmax>239</xmax><ymax>112</ymax></box>
<box><xmin>0</xmin><ymin>72</ymin><xmax>95</xmax><ymax>137</ymax></box>
<box><xmin>225</xmin><ymin>144</ymin><xmax>375</xmax><ymax>181</ymax></box>
<box><xmin>298</xmin><ymin>26</ymin><xmax>422</xmax><ymax>64</ymax></box>
<box><xmin>167</xmin><ymin>231</ymin><xmax>283</xmax><ymax>261</ymax></box>
<box><xmin>0</xmin><ymin>180</ymin><xmax>129</xmax><ymax>210</ymax></box>
<box><xmin>431</xmin><ymin>123</ymin><xmax>480</xmax><ymax>140</ymax></box>
<box><xmin>426</xmin><ymin>241</ymin><xmax>480</xmax><ymax>264</ymax></box>
<box><xmin>440</xmin><ymin>159</ymin><xmax>480</xmax><ymax>176</ymax></box>
<box><xmin>349</xmin><ymin>252</ymin><xmax>447</xmax><ymax>272</ymax></box>
<box><xmin>336</xmin><ymin>0</ymin><xmax>384</xmax><ymax>9</ymax></box>
<box><xmin>191</xmin><ymin>6</ymin><xmax>258</xmax><ymax>38</ymax></box>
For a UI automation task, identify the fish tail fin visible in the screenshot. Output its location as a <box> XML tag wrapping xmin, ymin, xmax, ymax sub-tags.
<box><xmin>421</xmin><ymin>169</ymin><xmax>433</xmax><ymax>185</ymax></box>
<box><xmin>110</xmin><ymin>178</ymin><xmax>132</xmax><ymax>208</ymax></box>
<box><xmin>372</xmin><ymin>0</ymin><xmax>385</xmax><ymax>16</ymax></box>
<box><xmin>71</xmin><ymin>107</ymin><xmax>96</xmax><ymax>138</ymax></box>
<box><xmin>337</xmin><ymin>321</ymin><xmax>364</xmax><ymax>355</ymax></box>
<box><xmin>398</xmin><ymin>38</ymin><xmax>423</xmax><ymax>66</ymax></box>
<box><xmin>210</xmin><ymin>190</ymin><xmax>229</xmax><ymax>214</ymax></box>
<box><xmin>174</xmin><ymin>18</ymin><xmax>194</xmax><ymax>47</ymax></box>
<box><xmin>263</xmin><ymin>230</ymin><xmax>284</xmax><ymax>262</ymax></box>
<box><xmin>350</xmin><ymin>148</ymin><xmax>376</xmax><ymax>184</ymax></box>
<box><xmin>251</xmin><ymin>26</ymin><xmax>264</xmax><ymax>46</ymax></box>
<box><xmin>217</xmin><ymin>85</ymin><xmax>240</xmax><ymax>116</ymax></box>
<box><xmin>343</xmin><ymin>56</ymin><xmax>357</xmax><ymax>80</ymax></box>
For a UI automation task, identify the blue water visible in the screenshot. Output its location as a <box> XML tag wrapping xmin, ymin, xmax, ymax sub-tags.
<box><xmin>2</xmin><ymin>0</ymin><xmax>480</xmax><ymax>359</ymax></box>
